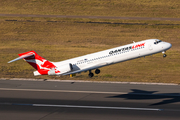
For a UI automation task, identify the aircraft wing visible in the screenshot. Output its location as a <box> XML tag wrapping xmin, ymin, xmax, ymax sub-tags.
<box><xmin>62</xmin><ymin>62</ymin><xmax>109</xmax><ymax>76</ymax></box>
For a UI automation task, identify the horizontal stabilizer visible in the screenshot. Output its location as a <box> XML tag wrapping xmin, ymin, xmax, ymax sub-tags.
<box><xmin>8</xmin><ymin>52</ymin><xmax>35</xmax><ymax>63</ymax></box>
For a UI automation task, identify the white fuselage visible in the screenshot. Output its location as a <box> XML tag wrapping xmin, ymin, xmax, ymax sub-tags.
<box><xmin>52</xmin><ymin>39</ymin><xmax>171</xmax><ymax>75</ymax></box>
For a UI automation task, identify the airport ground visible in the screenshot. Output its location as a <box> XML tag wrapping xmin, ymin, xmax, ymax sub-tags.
<box><xmin>0</xmin><ymin>1</ymin><xmax>180</xmax><ymax>120</ymax></box>
<box><xmin>0</xmin><ymin>16</ymin><xmax>180</xmax><ymax>83</ymax></box>
<box><xmin>0</xmin><ymin>0</ymin><xmax>180</xmax><ymax>18</ymax></box>
<box><xmin>0</xmin><ymin>0</ymin><xmax>180</xmax><ymax>83</ymax></box>
<box><xmin>0</xmin><ymin>79</ymin><xmax>179</xmax><ymax>120</ymax></box>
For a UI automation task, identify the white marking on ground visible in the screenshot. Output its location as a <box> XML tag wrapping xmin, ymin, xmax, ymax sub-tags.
<box><xmin>0</xmin><ymin>88</ymin><xmax>179</xmax><ymax>96</ymax></box>
<box><xmin>0</xmin><ymin>102</ymin><xmax>162</xmax><ymax>111</ymax></box>
<box><xmin>0</xmin><ymin>78</ymin><xmax>178</xmax><ymax>86</ymax></box>
<box><xmin>0</xmin><ymin>88</ymin><xmax>127</xmax><ymax>94</ymax></box>
<box><xmin>34</xmin><ymin>104</ymin><xmax>162</xmax><ymax>111</ymax></box>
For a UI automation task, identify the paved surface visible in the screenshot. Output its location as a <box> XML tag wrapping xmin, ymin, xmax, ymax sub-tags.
<box><xmin>0</xmin><ymin>13</ymin><xmax>180</xmax><ymax>21</ymax></box>
<box><xmin>0</xmin><ymin>79</ymin><xmax>179</xmax><ymax>120</ymax></box>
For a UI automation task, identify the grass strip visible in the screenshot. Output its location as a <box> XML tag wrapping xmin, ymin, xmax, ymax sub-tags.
<box><xmin>0</xmin><ymin>17</ymin><xmax>180</xmax><ymax>84</ymax></box>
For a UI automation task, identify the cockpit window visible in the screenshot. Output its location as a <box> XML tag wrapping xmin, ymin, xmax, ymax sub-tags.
<box><xmin>154</xmin><ymin>40</ymin><xmax>162</xmax><ymax>44</ymax></box>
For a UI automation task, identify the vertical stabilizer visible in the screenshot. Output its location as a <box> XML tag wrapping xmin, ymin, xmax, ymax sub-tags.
<box><xmin>8</xmin><ymin>50</ymin><xmax>56</xmax><ymax>75</ymax></box>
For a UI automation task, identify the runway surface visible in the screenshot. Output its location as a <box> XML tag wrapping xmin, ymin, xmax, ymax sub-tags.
<box><xmin>0</xmin><ymin>79</ymin><xmax>179</xmax><ymax>120</ymax></box>
<box><xmin>0</xmin><ymin>13</ymin><xmax>180</xmax><ymax>21</ymax></box>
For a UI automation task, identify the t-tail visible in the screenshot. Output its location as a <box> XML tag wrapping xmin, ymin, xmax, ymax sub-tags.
<box><xmin>8</xmin><ymin>51</ymin><xmax>58</xmax><ymax>76</ymax></box>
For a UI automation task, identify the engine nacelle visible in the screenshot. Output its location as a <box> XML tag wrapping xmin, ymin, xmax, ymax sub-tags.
<box><xmin>48</xmin><ymin>63</ymin><xmax>73</xmax><ymax>75</ymax></box>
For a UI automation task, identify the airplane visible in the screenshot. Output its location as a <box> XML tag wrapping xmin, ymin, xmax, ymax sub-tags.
<box><xmin>8</xmin><ymin>39</ymin><xmax>172</xmax><ymax>78</ymax></box>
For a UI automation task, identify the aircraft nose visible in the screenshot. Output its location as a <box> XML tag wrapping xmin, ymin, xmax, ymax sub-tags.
<box><xmin>166</xmin><ymin>42</ymin><xmax>172</xmax><ymax>49</ymax></box>
<box><xmin>163</xmin><ymin>42</ymin><xmax>172</xmax><ymax>50</ymax></box>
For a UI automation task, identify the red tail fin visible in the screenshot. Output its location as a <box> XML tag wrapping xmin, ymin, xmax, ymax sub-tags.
<box><xmin>18</xmin><ymin>51</ymin><xmax>56</xmax><ymax>71</ymax></box>
<box><xmin>7</xmin><ymin>50</ymin><xmax>57</xmax><ymax>75</ymax></box>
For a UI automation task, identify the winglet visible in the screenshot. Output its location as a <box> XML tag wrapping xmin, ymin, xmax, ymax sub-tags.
<box><xmin>8</xmin><ymin>52</ymin><xmax>35</xmax><ymax>63</ymax></box>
